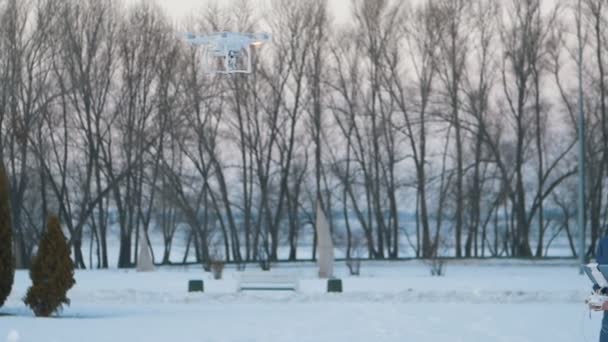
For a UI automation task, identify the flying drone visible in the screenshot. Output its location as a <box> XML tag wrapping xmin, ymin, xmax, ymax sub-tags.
<box><xmin>182</xmin><ymin>31</ymin><xmax>271</xmax><ymax>74</ymax></box>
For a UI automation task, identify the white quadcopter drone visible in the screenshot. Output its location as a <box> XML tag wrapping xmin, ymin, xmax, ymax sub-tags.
<box><xmin>182</xmin><ymin>31</ymin><xmax>271</xmax><ymax>74</ymax></box>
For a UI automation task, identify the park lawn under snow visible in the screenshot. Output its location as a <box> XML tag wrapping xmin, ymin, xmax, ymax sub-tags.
<box><xmin>0</xmin><ymin>260</ymin><xmax>603</xmax><ymax>342</ymax></box>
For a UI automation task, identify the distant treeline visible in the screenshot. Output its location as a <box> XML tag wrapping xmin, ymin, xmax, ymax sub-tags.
<box><xmin>0</xmin><ymin>0</ymin><xmax>605</xmax><ymax>269</ymax></box>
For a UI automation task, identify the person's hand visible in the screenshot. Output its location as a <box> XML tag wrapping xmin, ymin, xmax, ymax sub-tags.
<box><xmin>590</xmin><ymin>300</ymin><xmax>608</xmax><ymax>311</ymax></box>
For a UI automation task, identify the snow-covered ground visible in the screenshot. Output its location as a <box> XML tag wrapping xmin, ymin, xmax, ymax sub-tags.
<box><xmin>0</xmin><ymin>260</ymin><xmax>603</xmax><ymax>342</ymax></box>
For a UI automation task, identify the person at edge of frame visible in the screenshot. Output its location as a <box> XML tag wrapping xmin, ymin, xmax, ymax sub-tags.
<box><xmin>591</xmin><ymin>236</ymin><xmax>608</xmax><ymax>342</ymax></box>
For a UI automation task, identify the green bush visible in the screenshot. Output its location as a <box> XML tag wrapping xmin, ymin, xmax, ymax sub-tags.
<box><xmin>0</xmin><ymin>161</ymin><xmax>14</xmax><ymax>307</ymax></box>
<box><xmin>24</xmin><ymin>215</ymin><xmax>75</xmax><ymax>317</ymax></box>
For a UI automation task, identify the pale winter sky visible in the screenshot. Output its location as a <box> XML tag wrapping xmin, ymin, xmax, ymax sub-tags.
<box><xmin>122</xmin><ymin>0</ymin><xmax>353</xmax><ymax>25</ymax></box>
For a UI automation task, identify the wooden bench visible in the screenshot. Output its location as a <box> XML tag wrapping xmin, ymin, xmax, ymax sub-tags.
<box><xmin>237</xmin><ymin>273</ymin><xmax>299</xmax><ymax>292</ymax></box>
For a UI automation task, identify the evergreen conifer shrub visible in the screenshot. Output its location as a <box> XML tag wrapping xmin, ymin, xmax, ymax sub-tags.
<box><xmin>24</xmin><ymin>215</ymin><xmax>75</xmax><ymax>317</ymax></box>
<box><xmin>0</xmin><ymin>162</ymin><xmax>14</xmax><ymax>307</ymax></box>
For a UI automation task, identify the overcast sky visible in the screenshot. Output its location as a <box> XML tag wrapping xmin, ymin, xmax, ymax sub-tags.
<box><xmin>122</xmin><ymin>0</ymin><xmax>353</xmax><ymax>25</ymax></box>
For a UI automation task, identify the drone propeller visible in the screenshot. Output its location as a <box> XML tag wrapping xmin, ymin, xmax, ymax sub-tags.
<box><xmin>178</xmin><ymin>32</ymin><xmax>212</xmax><ymax>46</ymax></box>
<box><xmin>248</xmin><ymin>32</ymin><xmax>271</xmax><ymax>46</ymax></box>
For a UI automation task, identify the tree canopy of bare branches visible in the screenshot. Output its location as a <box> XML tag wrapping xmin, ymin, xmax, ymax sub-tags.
<box><xmin>0</xmin><ymin>0</ymin><xmax>604</xmax><ymax>269</ymax></box>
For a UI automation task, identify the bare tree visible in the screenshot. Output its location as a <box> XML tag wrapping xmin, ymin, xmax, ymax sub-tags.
<box><xmin>581</xmin><ymin>0</ymin><xmax>608</xmax><ymax>256</ymax></box>
<box><xmin>496</xmin><ymin>0</ymin><xmax>573</xmax><ymax>257</ymax></box>
<box><xmin>431</xmin><ymin>0</ymin><xmax>470</xmax><ymax>258</ymax></box>
<box><xmin>461</xmin><ymin>0</ymin><xmax>500</xmax><ymax>257</ymax></box>
<box><xmin>330</xmin><ymin>0</ymin><xmax>404</xmax><ymax>259</ymax></box>
<box><xmin>1</xmin><ymin>0</ymin><xmax>62</xmax><ymax>267</ymax></box>
<box><xmin>383</xmin><ymin>2</ymin><xmax>439</xmax><ymax>258</ymax></box>
<box><xmin>106</xmin><ymin>2</ymin><xmax>173</xmax><ymax>268</ymax></box>
<box><xmin>42</xmin><ymin>0</ymin><xmax>159</xmax><ymax>268</ymax></box>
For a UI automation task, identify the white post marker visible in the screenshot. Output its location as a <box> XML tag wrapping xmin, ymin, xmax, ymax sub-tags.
<box><xmin>316</xmin><ymin>201</ymin><xmax>334</xmax><ymax>279</ymax></box>
<box><xmin>137</xmin><ymin>233</ymin><xmax>155</xmax><ymax>272</ymax></box>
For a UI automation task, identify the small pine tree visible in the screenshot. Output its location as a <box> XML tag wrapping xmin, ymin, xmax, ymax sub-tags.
<box><xmin>24</xmin><ymin>215</ymin><xmax>75</xmax><ymax>317</ymax></box>
<box><xmin>0</xmin><ymin>161</ymin><xmax>14</xmax><ymax>307</ymax></box>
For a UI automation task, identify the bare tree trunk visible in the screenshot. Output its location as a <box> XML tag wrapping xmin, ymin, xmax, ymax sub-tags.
<box><xmin>432</xmin><ymin>0</ymin><xmax>470</xmax><ymax>258</ymax></box>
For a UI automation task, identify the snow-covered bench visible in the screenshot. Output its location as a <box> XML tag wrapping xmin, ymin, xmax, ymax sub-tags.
<box><xmin>237</xmin><ymin>273</ymin><xmax>299</xmax><ymax>292</ymax></box>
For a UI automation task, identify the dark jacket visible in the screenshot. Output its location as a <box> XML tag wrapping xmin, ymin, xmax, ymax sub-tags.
<box><xmin>594</xmin><ymin>237</ymin><xmax>608</xmax><ymax>293</ymax></box>
<box><xmin>598</xmin><ymin>237</ymin><xmax>608</xmax><ymax>264</ymax></box>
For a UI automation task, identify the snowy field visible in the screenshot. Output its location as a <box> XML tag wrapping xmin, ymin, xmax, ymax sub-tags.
<box><xmin>0</xmin><ymin>260</ymin><xmax>603</xmax><ymax>342</ymax></box>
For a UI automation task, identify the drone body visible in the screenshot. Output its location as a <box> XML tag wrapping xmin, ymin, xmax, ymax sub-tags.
<box><xmin>183</xmin><ymin>31</ymin><xmax>271</xmax><ymax>74</ymax></box>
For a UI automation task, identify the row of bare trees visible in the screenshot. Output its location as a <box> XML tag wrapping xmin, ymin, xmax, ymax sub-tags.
<box><xmin>0</xmin><ymin>0</ymin><xmax>607</xmax><ymax>269</ymax></box>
